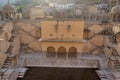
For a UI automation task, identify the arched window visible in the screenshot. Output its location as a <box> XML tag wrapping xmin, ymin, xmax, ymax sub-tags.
<box><xmin>57</xmin><ymin>47</ymin><xmax>66</xmax><ymax>58</ymax></box>
<box><xmin>4</xmin><ymin>32</ymin><xmax>9</xmax><ymax>41</ymax></box>
<box><xmin>47</xmin><ymin>46</ymin><xmax>56</xmax><ymax>57</ymax></box>
<box><xmin>68</xmin><ymin>47</ymin><xmax>77</xmax><ymax>58</ymax></box>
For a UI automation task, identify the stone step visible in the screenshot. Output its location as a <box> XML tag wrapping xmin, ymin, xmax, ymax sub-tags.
<box><xmin>6</xmin><ymin>58</ymin><xmax>12</xmax><ymax>60</ymax></box>
<box><xmin>114</xmin><ymin>62</ymin><xmax>120</xmax><ymax>64</ymax></box>
<box><xmin>1</xmin><ymin>69</ymin><xmax>18</xmax><ymax>80</ymax></box>
<box><xmin>16</xmin><ymin>68</ymin><xmax>28</xmax><ymax>78</ymax></box>
<box><xmin>114</xmin><ymin>64</ymin><xmax>120</xmax><ymax>66</ymax></box>
<box><xmin>114</xmin><ymin>66</ymin><xmax>120</xmax><ymax>69</ymax></box>
<box><xmin>3</xmin><ymin>63</ymin><xmax>10</xmax><ymax>65</ymax></box>
<box><xmin>5</xmin><ymin>60</ymin><xmax>12</xmax><ymax>63</ymax></box>
<box><xmin>3</xmin><ymin>65</ymin><xmax>11</xmax><ymax>68</ymax></box>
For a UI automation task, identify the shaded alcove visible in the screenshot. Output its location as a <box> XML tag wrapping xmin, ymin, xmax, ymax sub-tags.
<box><xmin>68</xmin><ymin>47</ymin><xmax>77</xmax><ymax>58</ymax></box>
<box><xmin>18</xmin><ymin>67</ymin><xmax>101</xmax><ymax>80</ymax></box>
<box><xmin>57</xmin><ymin>47</ymin><xmax>66</xmax><ymax>58</ymax></box>
<box><xmin>47</xmin><ymin>46</ymin><xmax>56</xmax><ymax>57</ymax></box>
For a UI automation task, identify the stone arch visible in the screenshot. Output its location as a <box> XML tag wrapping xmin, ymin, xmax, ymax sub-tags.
<box><xmin>47</xmin><ymin>46</ymin><xmax>56</xmax><ymax>57</ymax></box>
<box><xmin>4</xmin><ymin>32</ymin><xmax>9</xmax><ymax>41</ymax></box>
<box><xmin>68</xmin><ymin>47</ymin><xmax>77</xmax><ymax>58</ymax></box>
<box><xmin>57</xmin><ymin>47</ymin><xmax>66</xmax><ymax>58</ymax></box>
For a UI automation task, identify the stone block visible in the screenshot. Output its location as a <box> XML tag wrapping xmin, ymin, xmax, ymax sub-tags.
<box><xmin>31</xmin><ymin>22</ymin><xmax>41</xmax><ymax>28</ymax></box>
<box><xmin>104</xmin><ymin>47</ymin><xmax>112</xmax><ymax>56</ymax></box>
<box><xmin>28</xmin><ymin>41</ymin><xmax>41</xmax><ymax>51</ymax></box>
<box><xmin>83</xmin><ymin>42</ymin><xmax>97</xmax><ymax>53</ymax></box>
<box><xmin>17</xmin><ymin>29</ymin><xmax>26</xmax><ymax>34</ymax></box>
<box><xmin>20</xmin><ymin>34</ymin><xmax>35</xmax><ymax>44</ymax></box>
<box><xmin>88</xmin><ymin>24</ymin><xmax>104</xmax><ymax>34</ymax></box>
<box><xmin>84</xmin><ymin>29</ymin><xmax>95</xmax><ymax>40</ymax></box>
<box><xmin>89</xmin><ymin>35</ymin><xmax>104</xmax><ymax>47</ymax></box>
<box><xmin>30</xmin><ymin>29</ymin><xmax>41</xmax><ymax>38</ymax></box>
<box><xmin>91</xmin><ymin>49</ymin><xmax>99</xmax><ymax>55</ymax></box>
<box><xmin>21</xmin><ymin>23</ymin><xmax>36</xmax><ymax>32</ymax></box>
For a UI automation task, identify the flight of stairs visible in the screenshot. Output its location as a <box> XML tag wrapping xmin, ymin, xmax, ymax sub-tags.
<box><xmin>3</xmin><ymin>56</ymin><xmax>13</xmax><ymax>68</ymax></box>
<box><xmin>114</xmin><ymin>60</ymin><xmax>120</xmax><ymax>71</ymax></box>
<box><xmin>1</xmin><ymin>69</ymin><xmax>18</xmax><ymax>80</ymax></box>
<box><xmin>6</xmin><ymin>45</ymin><xmax>14</xmax><ymax>54</ymax></box>
<box><xmin>17</xmin><ymin>58</ymin><xmax>25</xmax><ymax>67</ymax></box>
<box><xmin>3</xmin><ymin>27</ymin><xmax>17</xmax><ymax>68</ymax></box>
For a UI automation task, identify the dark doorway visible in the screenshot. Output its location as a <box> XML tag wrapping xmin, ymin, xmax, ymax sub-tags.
<box><xmin>57</xmin><ymin>47</ymin><xmax>66</xmax><ymax>58</ymax></box>
<box><xmin>68</xmin><ymin>47</ymin><xmax>77</xmax><ymax>58</ymax></box>
<box><xmin>20</xmin><ymin>67</ymin><xmax>100</xmax><ymax>80</ymax></box>
<box><xmin>47</xmin><ymin>46</ymin><xmax>56</xmax><ymax>57</ymax></box>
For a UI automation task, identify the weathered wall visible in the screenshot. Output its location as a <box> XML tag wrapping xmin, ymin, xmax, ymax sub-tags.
<box><xmin>11</xmin><ymin>20</ymin><xmax>120</xmax><ymax>56</ymax></box>
<box><xmin>14</xmin><ymin>21</ymin><xmax>41</xmax><ymax>53</ymax></box>
<box><xmin>0</xmin><ymin>22</ymin><xmax>13</xmax><ymax>65</ymax></box>
<box><xmin>0</xmin><ymin>53</ymin><xmax>7</xmax><ymax>65</ymax></box>
<box><xmin>12</xmin><ymin>35</ymin><xmax>20</xmax><ymax>55</ymax></box>
<box><xmin>41</xmin><ymin>20</ymin><xmax>84</xmax><ymax>53</ymax></box>
<box><xmin>41</xmin><ymin>20</ymin><xmax>84</xmax><ymax>40</ymax></box>
<box><xmin>0</xmin><ymin>23</ymin><xmax>13</xmax><ymax>54</ymax></box>
<box><xmin>83</xmin><ymin>23</ymin><xmax>114</xmax><ymax>55</ymax></box>
<box><xmin>0</xmin><ymin>22</ymin><xmax>22</xmax><ymax>67</ymax></box>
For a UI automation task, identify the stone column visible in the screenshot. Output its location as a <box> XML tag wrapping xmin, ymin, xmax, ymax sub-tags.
<box><xmin>66</xmin><ymin>52</ymin><xmax>68</xmax><ymax>59</ymax></box>
<box><xmin>55</xmin><ymin>52</ymin><xmax>57</xmax><ymax>59</ymax></box>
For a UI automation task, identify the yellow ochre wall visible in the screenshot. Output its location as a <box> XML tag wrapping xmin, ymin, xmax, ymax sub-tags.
<box><xmin>41</xmin><ymin>20</ymin><xmax>84</xmax><ymax>53</ymax></box>
<box><xmin>41</xmin><ymin>20</ymin><xmax>84</xmax><ymax>40</ymax></box>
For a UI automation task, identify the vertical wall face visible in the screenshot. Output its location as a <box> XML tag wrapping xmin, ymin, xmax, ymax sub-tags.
<box><xmin>41</xmin><ymin>20</ymin><xmax>84</xmax><ymax>40</ymax></box>
<box><xmin>0</xmin><ymin>54</ymin><xmax>7</xmax><ymax>65</ymax></box>
<box><xmin>12</xmin><ymin>35</ymin><xmax>20</xmax><ymax>55</ymax></box>
<box><xmin>0</xmin><ymin>23</ymin><xmax>13</xmax><ymax>53</ymax></box>
<box><xmin>0</xmin><ymin>32</ymin><xmax>10</xmax><ymax>53</ymax></box>
<box><xmin>41</xmin><ymin>20</ymin><xmax>84</xmax><ymax>54</ymax></box>
<box><xmin>14</xmin><ymin>22</ymin><xmax>41</xmax><ymax>53</ymax></box>
<box><xmin>0</xmin><ymin>22</ymin><xmax>13</xmax><ymax>65</ymax></box>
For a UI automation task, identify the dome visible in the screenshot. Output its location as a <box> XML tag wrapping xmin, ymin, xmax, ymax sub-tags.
<box><xmin>111</xmin><ymin>5</ymin><xmax>120</xmax><ymax>13</ymax></box>
<box><xmin>2</xmin><ymin>4</ymin><xmax>16</xmax><ymax>12</ymax></box>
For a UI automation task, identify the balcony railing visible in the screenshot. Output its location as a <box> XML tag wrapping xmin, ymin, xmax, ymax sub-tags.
<box><xmin>38</xmin><ymin>38</ymin><xmax>86</xmax><ymax>43</ymax></box>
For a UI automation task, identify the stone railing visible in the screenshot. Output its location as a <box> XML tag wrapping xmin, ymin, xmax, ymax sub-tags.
<box><xmin>25</xmin><ymin>58</ymin><xmax>99</xmax><ymax>68</ymax></box>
